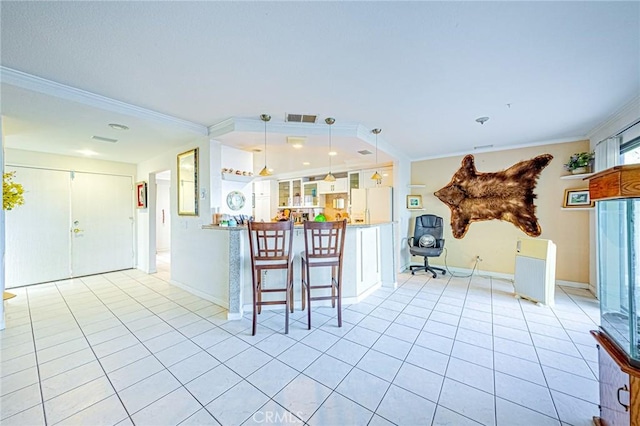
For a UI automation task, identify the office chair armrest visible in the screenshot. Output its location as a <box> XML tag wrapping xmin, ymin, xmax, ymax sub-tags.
<box><xmin>437</xmin><ymin>239</ymin><xmax>445</xmax><ymax>248</ymax></box>
<box><xmin>407</xmin><ymin>237</ymin><xmax>415</xmax><ymax>247</ymax></box>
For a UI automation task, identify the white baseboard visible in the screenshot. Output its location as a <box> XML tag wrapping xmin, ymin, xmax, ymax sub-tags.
<box><xmin>406</xmin><ymin>266</ymin><xmax>591</xmax><ymax>291</ymax></box>
<box><xmin>242</xmin><ymin>283</ymin><xmax>383</xmax><ymax>313</ymax></box>
<box><xmin>556</xmin><ymin>279</ymin><xmax>590</xmax><ymax>290</ymax></box>
<box><xmin>169</xmin><ymin>279</ymin><xmax>229</xmax><ymax>309</ymax></box>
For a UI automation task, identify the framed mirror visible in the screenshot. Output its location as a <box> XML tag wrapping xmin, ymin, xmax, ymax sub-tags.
<box><xmin>177</xmin><ymin>148</ymin><xmax>198</xmax><ymax>216</ymax></box>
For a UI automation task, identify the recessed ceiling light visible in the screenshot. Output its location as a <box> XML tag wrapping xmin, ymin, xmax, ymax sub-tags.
<box><xmin>287</xmin><ymin>136</ymin><xmax>306</xmax><ymax>148</ymax></box>
<box><xmin>109</xmin><ymin>123</ymin><xmax>129</xmax><ymax>131</ymax></box>
<box><xmin>303</xmin><ymin>162</ymin><xmax>310</xmax><ymax>166</ymax></box>
<box><xmin>76</xmin><ymin>149</ymin><xmax>98</xmax><ymax>156</ymax></box>
<box><xmin>328</xmin><ymin>151</ymin><xmax>337</xmax><ymax>156</ymax></box>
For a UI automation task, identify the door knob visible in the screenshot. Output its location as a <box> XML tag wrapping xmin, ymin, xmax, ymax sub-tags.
<box><xmin>73</xmin><ymin>228</ymin><xmax>84</xmax><ymax>233</ymax></box>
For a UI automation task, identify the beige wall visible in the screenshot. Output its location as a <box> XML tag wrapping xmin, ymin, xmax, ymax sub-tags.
<box><xmin>410</xmin><ymin>140</ymin><xmax>591</xmax><ymax>284</ymax></box>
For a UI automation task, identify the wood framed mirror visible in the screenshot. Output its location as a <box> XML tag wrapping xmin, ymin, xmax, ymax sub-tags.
<box><xmin>177</xmin><ymin>148</ymin><xmax>198</xmax><ymax>216</ymax></box>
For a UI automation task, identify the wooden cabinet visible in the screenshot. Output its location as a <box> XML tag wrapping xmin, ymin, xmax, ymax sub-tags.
<box><xmin>592</xmin><ymin>330</ymin><xmax>640</xmax><ymax>425</ymax></box>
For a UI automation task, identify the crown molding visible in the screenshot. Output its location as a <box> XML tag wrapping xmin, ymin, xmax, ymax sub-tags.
<box><xmin>587</xmin><ymin>95</ymin><xmax>640</xmax><ymax>142</ymax></box>
<box><xmin>412</xmin><ymin>136</ymin><xmax>588</xmax><ymax>162</ymax></box>
<box><xmin>1</xmin><ymin>66</ymin><xmax>208</xmax><ymax>135</ymax></box>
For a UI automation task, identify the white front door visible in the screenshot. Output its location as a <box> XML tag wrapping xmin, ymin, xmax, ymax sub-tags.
<box><xmin>70</xmin><ymin>172</ymin><xmax>134</xmax><ymax>277</ymax></box>
<box><xmin>5</xmin><ymin>167</ymin><xmax>134</xmax><ymax>287</ymax></box>
<box><xmin>5</xmin><ymin>167</ymin><xmax>71</xmax><ymax>287</ymax></box>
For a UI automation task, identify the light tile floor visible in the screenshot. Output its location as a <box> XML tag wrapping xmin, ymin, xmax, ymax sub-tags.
<box><xmin>1</xmin><ymin>269</ymin><xmax>600</xmax><ymax>425</ymax></box>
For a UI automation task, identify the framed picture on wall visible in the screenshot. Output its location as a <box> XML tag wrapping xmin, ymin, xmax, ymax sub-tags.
<box><xmin>563</xmin><ymin>188</ymin><xmax>594</xmax><ymax>208</ymax></box>
<box><xmin>136</xmin><ymin>181</ymin><xmax>147</xmax><ymax>209</ymax></box>
<box><xmin>407</xmin><ymin>195</ymin><xmax>423</xmax><ymax>210</ymax></box>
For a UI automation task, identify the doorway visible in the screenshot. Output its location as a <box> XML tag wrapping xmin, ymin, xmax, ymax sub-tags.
<box><xmin>5</xmin><ymin>166</ymin><xmax>134</xmax><ymax>287</ymax></box>
<box><xmin>155</xmin><ymin>170</ymin><xmax>171</xmax><ymax>280</ymax></box>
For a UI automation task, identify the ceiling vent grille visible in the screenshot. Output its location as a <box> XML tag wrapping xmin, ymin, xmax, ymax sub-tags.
<box><xmin>92</xmin><ymin>135</ymin><xmax>118</xmax><ymax>143</ymax></box>
<box><xmin>285</xmin><ymin>113</ymin><xmax>317</xmax><ymax>124</ymax></box>
<box><xmin>358</xmin><ymin>149</ymin><xmax>373</xmax><ymax>155</ymax></box>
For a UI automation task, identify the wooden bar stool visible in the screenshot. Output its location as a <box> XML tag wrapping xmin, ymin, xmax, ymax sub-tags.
<box><xmin>300</xmin><ymin>219</ymin><xmax>347</xmax><ymax>329</ymax></box>
<box><xmin>247</xmin><ymin>220</ymin><xmax>294</xmax><ymax>336</ymax></box>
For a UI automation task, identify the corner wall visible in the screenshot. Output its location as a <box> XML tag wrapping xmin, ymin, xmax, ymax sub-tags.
<box><xmin>410</xmin><ymin>140</ymin><xmax>591</xmax><ymax>285</ymax></box>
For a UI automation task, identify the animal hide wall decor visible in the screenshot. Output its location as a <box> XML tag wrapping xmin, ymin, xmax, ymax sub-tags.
<box><xmin>434</xmin><ymin>154</ymin><xmax>553</xmax><ymax>239</ymax></box>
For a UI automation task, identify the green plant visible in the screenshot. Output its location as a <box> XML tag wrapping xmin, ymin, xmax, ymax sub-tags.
<box><xmin>563</xmin><ymin>151</ymin><xmax>595</xmax><ymax>171</ymax></box>
<box><xmin>3</xmin><ymin>171</ymin><xmax>25</xmax><ymax>210</ymax></box>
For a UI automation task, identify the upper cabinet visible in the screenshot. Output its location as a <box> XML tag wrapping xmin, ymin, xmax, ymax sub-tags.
<box><xmin>317</xmin><ymin>178</ymin><xmax>348</xmax><ymax>194</ymax></box>
<box><xmin>361</xmin><ymin>167</ymin><xmax>393</xmax><ymax>189</ymax></box>
<box><xmin>278</xmin><ymin>179</ymin><xmax>303</xmax><ymax>207</ymax></box>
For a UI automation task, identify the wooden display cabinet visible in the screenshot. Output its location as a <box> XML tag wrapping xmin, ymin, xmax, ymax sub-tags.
<box><xmin>588</xmin><ymin>165</ymin><xmax>640</xmax><ymax>425</ymax></box>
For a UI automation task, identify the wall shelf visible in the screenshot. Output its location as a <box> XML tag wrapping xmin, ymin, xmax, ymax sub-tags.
<box><xmin>560</xmin><ymin>172</ymin><xmax>594</xmax><ymax>180</ymax></box>
<box><xmin>560</xmin><ymin>207</ymin><xmax>594</xmax><ymax>211</ymax></box>
<box><xmin>221</xmin><ymin>173</ymin><xmax>253</xmax><ymax>183</ymax></box>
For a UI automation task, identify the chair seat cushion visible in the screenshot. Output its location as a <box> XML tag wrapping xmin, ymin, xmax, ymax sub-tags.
<box><xmin>409</xmin><ymin>246</ymin><xmax>443</xmax><ymax>257</ymax></box>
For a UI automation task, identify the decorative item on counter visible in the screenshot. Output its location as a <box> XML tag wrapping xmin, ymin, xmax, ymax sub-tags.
<box><xmin>314</xmin><ymin>213</ymin><xmax>327</xmax><ymax>222</ymax></box>
<box><xmin>563</xmin><ymin>151</ymin><xmax>594</xmax><ymax>174</ymax></box>
<box><xmin>228</xmin><ymin>218</ymin><xmax>238</xmax><ymax>227</ymax></box>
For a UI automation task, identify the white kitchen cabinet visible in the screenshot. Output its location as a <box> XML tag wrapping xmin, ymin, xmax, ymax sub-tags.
<box><xmin>278</xmin><ymin>179</ymin><xmax>303</xmax><ymax>207</ymax></box>
<box><xmin>361</xmin><ymin>167</ymin><xmax>393</xmax><ymax>189</ymax></box>
<box><xmin>317</xmin><ymin>178</ymin><xmax>348</xmax><ymax>194</ymax></box>
<box><xmin>253</xmin><ymin>179</ymin><xmax>272</xmax><ymax>196</ymax></box>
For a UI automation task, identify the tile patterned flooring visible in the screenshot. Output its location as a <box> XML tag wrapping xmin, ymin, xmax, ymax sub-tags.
<box><xmin>1</xmin><ymin>265</ymin><xmax>601</xmax><ymax>425</ymax></box>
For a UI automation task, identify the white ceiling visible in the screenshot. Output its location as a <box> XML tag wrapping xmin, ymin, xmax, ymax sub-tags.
<box><xmin>1</xmin><ymin>1</ymin><xmax>638</xmax><ymax>175</ymax></box>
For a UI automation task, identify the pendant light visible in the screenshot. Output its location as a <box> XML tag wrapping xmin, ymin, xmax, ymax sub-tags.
<box><xmin>323</xmin><ymin>117</ymin><xmax>336</xmax><ymax>182</ymax></box>
<box><xmin>259</xmin><ymin>114</ymin><xmax>272</xmax><ymax>176</ymax></box>
<box><xmin>371</xmin><ymin>128</ymin><xmax>382</xmax><ymax>183</ymax></box>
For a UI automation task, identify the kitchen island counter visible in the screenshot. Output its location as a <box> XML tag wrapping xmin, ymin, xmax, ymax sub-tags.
<box><xmin>193</xmin><ymin>222</ymin><xmax>396</xmax><ymax>319</ymax></box>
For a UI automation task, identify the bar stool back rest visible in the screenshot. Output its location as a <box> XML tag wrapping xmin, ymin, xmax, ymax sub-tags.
<box><xmin>247</xmin><ymin>220</ymin><xmax>294</xmax><ymax>336</ymax></box>
<box><xmin>301</xmin><ymin>219</ymin><xmax>347</xmax><ymax>329</ymax></box>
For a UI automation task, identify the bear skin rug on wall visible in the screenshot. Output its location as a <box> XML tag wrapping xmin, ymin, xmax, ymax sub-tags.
<box><xmin>434</xmin><ymin>154</ymin><xmax>553</xmax><ymax>239</ymax></box>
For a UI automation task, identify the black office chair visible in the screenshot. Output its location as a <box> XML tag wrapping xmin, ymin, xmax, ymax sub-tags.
<box><xmin>408</xmin><ymin>214</ymin><xmax>446</xmax><ymax>278</ymax></box>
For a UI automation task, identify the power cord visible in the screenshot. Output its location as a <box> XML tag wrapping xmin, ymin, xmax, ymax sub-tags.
<box><xmin>441</xmin><ymin>248</ymin><xmax>480</xmax><ymax>278</ymax></box>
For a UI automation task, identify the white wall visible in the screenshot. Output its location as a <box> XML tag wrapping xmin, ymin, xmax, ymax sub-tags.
<box><xmin>220</xmin><ymin>145</ymin><xmax>253</xmax><ymax>217</ymax></box>
<box><xmin>136</xmin><ymin>136</ymin><xmax>212</xmax><ymax>297</ymax></box>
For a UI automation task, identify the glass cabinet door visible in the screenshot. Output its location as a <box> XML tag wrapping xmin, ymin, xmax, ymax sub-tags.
<box><xmin>598</xmin><ymin>198</ymin><xmax>638</xmax><ymax>359</ymax></box>
<box><xmin>303</xmin><ymin>182</ymin><xmax>318</xmax><ymax>206</ymax></box>
<box><xmin>292</xmin><ymin>179</ymin><xmax>302</xmax><ymax>206</ymax></box>
<box><xmin>278</xmin><ymin>181</ymin><xmax>290</xmax><ymax>207</ymax></box>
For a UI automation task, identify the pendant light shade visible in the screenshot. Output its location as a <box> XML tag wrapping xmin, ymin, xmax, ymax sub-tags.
<box><xmin>259</xmin><ymin>114</ymin><xmax>272</xmax><ymax>176</ymax></box>
<box><xmin>371</xmin><ymin>128</ymin><xmax>382</xmax><ymax>182</ymax></box>
<box><xmin>324</xmin><ymin>117</ymin><xmax>336</xmax><ymax>182</ymax></box>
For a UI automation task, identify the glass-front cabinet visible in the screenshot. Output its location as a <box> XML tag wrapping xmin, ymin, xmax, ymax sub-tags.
<box><xmin>597</xmin><ymin>196</ymin><xmax>638</xmax><ymax>362</ymax></box>
<box><xmin>589</xmin><ymin>164</ymin><xmax>640</xmax><ymax>424</ymax></box>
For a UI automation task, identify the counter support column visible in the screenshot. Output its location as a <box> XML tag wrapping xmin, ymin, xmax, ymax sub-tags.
<box><xmin>228</xmin><ymin>230</ymin><xmax>244</xmax><ymax>319</ymax></box>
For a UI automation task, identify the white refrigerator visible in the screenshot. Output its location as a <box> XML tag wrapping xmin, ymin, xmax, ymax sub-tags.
<box><xmin>351</xmin><ymin>186</ymin><xmax>393</xmax><ymax>224</ymax></box>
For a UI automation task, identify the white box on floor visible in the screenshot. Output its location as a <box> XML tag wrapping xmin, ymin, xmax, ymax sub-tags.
<box><xmin>514</xmin><ymin>238</ymin><xmax>556</xmax><ymax>306</ymax></box>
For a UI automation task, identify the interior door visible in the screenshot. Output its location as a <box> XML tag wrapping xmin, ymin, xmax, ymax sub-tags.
<box><xmin>70</xmin><ymin>172</ymin><xmax>134</xmax><ymax>276</ymax></box>
<box><xmin>5</xmin><ymin>167</ymin><xmax>71</xmax><ymax>287</ymax></box>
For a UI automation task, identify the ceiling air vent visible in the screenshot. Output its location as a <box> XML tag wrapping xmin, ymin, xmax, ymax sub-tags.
<box><xmin>92</xmin><ymin>135</ymin><xmax>118</xmax><ymax>143</ymax></box>
<box><xmin>358</xmin><ymin>150</ymin><xmax>373</xmax><ymax>155</ymax></box>
<box><xmin>285</xmin><ymin>113</ymin><xmax>317</xmax><ymax>124</ymax></box>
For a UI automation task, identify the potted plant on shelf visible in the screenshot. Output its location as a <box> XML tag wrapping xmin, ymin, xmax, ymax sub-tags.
<box><xmin>563</xmin><ymin>152</ymin><xmax>595</xmax><ymax>175</ymax></box>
